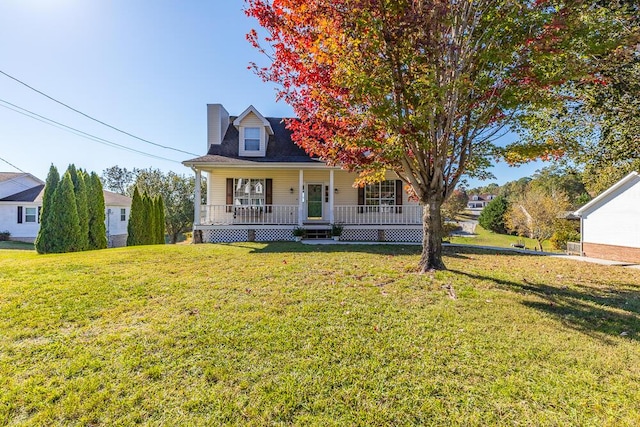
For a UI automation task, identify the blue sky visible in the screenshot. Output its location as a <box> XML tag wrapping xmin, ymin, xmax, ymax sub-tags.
<box><xmin>0</xmin><ymin>0</ymin><xmax>545</xmax><ymax>188</ymax></box>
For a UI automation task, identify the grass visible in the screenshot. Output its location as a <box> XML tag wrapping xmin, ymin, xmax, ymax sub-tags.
<box><xmin>450</xmin><ymin>224</ymin><xmax>556</xmax><ymax>252</ymax></box>
<box><xmin>1</xmin><ymin>243</ymin><xmax>640</xmax><ymax>425</ymax></box>
<box><xmin>0</xmin><ymin>241</ymin><xmax>35</xmax><ymax>250</ymax></box>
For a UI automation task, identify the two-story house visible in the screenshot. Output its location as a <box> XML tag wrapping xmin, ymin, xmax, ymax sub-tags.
<box><xmin>182</xmin><ymin>104</ymin><xmax>424</xmax><ymax>242</ymax></box>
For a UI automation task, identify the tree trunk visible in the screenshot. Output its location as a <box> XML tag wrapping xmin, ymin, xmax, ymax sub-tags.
<box><xmin>418</xmin><ymin>199</ymin><xmax>446</xmax><ymax>272</ymax></box>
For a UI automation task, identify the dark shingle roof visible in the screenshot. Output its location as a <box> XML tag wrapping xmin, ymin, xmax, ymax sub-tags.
<box><xmin>184</xmin><ymin>118</ymin><xmax>322</xmax><ymax>165</ymax></box>
<box><xmin>0</xmin><ymin>185</ymin><xmax>45</xmax><ymax>202</ymax></box>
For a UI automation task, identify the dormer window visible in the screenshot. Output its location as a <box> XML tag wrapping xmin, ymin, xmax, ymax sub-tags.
<box><xmin>234</xmin><ymin>106</ymin><xmax>274</xmax><ymax>157</ymax></box>
<box><xmin>244</xmin><ymin>127</ymin><xmax>261</xmax><ymax>151</ymax></box>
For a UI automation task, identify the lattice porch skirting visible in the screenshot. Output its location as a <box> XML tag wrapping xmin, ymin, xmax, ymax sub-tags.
<box><xmin>197</xmin><ymin>226</ymin><xmax>421</xmax><ymax>243</ymax></box>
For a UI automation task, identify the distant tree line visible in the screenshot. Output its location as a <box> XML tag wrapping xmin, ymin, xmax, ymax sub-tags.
<box><xmin>102</xmin><ymin>166</ymin><xmax>205</xmax><ymax>244</ymax></box>
<box><xmin>469</xmin><ymin>165</ymin><xmax>587</xmax><ymax>250</ymax></box>
<box><xmin>36</xmin><ymin>164</ymin><xmax>107</xmax><ymax>254</ymax></box>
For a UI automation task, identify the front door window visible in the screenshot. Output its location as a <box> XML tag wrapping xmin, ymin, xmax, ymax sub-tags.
<box><xmin>307</xmin><ymin>184</ymin><xmax>323</xmax><ymax>219</ymax></box>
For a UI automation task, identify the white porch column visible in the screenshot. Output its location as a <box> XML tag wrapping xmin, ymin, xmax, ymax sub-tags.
<box><xmin>298</xmin><ymin>169</ymin><xmax>304</xmax><ymax>225</ymax></box>
<box><xmin>329</xmin><ymin>169</ymin><xmax>335</xmax><ymax>223</ymax></box>
<box><xmin>193</xmin><ymin>168</ymin><xmax>201</xmax><ymax>226</ymax></box>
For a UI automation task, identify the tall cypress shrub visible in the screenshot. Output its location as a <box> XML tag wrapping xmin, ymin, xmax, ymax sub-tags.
<box><xmin>35</xmin><ymin>164</ymin><xmax>60</xmax><ymax>254</ymax></box>
<box><xmin>155</xmin><ymin>196</ymin><xmax>165</xmax><ymax>244</ymax></box>
<box><xmin>48</xmin><ymin>172</ymin><xmax>82</xmax><ymax>253</ymax></box>
<box><xmin>143</xmin><ymin>192</ymin><xmax>154</xmax><ymax>245</ymax></box>
<box><xmin>68</xmin><ymin>165</ymin><xmax>89</xmax><ymax>251</ymax></box>
<box><xmin>127</xmin><ymin>187</ymin><xmax>144</xmax><ymax>246</ymax></box>
<box><xmin>87</xmin><ymin>172</ymin><xmax>108</xmax><ymax>250</ymax></box>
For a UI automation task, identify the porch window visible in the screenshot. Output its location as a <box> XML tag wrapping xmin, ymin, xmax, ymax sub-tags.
<box><xmin>244</xmin><ymin>127</ymin><xmax>260</xmax><ymax>151</ymax></box>
<box><xmin>365</xmin><ymin>180</ymin><xmax>396</xmax><ymax>211</ymax></box>
<box><xmin>234</xmin><ymin>178</ymin><xmax>265</xmax><ymax>206</ymax></box>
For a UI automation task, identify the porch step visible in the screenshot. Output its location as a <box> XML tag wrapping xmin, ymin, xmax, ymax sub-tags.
<box><xmin>305</xmin><ymin>228</ymin><xmax>332</xmax><ymax>239</ymax></box>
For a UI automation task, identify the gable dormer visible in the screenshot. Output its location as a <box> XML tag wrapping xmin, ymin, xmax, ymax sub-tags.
<box><xmin>233</xmin><ymin>105</ymin><xmax>274</xmax><ymax>157</ymax></box>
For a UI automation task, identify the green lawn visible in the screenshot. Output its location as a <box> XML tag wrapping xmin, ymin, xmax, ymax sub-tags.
<box><xmin>0</xmin><ymin>241</ymin><xmax>35</xmax><ymax>251</ymax></box>
<box><xmin>1</xmin><ymin>243</ymin><xmax>639</xmax><ymax>425</ymax></box>
<box><xmin>450</xmin><ymin>224</ymin><xmax>556</xmax><ymax>252</ymax></box>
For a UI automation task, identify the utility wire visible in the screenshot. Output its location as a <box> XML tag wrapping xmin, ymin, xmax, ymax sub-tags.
<box><xmin>0</xmin><ymin>157</ymin><xmax>39</xmax><ymax>191</ymax></box>
<box><xmin>0</xmin><ymin>69</ymin><xmax>199</xmax><ymax>157</ymax></box>
<box><xmin>0</xmin><ymin>98</ymin><xmax>182</xmax><ymax>164</ymax></box>
<box><xmin>0</xmin><ymin>156</ymin><xmax>27</xmax><ymax>173</ymax></box>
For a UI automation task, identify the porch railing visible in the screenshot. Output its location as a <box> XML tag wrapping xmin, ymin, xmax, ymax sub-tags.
<box><xmin>333</xmin><ymin>205</ymin><xmax>423</xmax><ymax>225</ymax></box>
<box><xmin>198</xmin><ymin>204</ymin><xmax>424</xmax><ymax>226</ymax></box>
<box><xmin>200</xmin><ymin>205</ymin><xmax>299</xmax><ymax>225</ymax></box>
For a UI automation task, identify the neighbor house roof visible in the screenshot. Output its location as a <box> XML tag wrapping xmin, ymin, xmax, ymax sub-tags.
<box><xmin>183</xmin><ymin>117</ymin><xmax>325</xmax><ymax>166</ymax></box>
<box><xmin>103</xmin><ymin>190</ymin><xmax>132</xmax><ymax>206</ymax></box>
<box><xmin>0</xmin><ymin>185</ymin><xmax>45</xmax><ymax>202</ymax></box>
<box><xmin>0</xmin><ymin>185</ymin><xmax>131</xmax><ymax>206</ymax></box>
<box><xmin>0</xmin><ymin>172</ymin><xmax>44</xmax><ymax>185</ymax></box>
<box><xmin>468</xmin><ymin>194</ymin><xmax>496</xmax><ymax>202</ymax></box>
<box><xmin>574</xmin><ymin>171</ymin><xmax>639</xmax><ymax>217</ymax></box>
<box><xmin>0</xmin><ymin>172</ymin><xmax>24</xmax><ymax>183</ymax></box>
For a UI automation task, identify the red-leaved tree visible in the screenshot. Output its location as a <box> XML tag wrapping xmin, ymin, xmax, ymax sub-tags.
<box><xmin>246</xmin><ymin>0</ymin><xmax>632</xmax><ymax>271</ymax></box>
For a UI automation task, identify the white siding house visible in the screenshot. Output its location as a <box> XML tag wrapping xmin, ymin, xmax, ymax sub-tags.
<box><xmin>573</xmin><ymin>172</ymin><xmax>640</xmax><ymax>263</ymax></box>
<box><xmin>467</xmin><ymin>194</ymin><xmax>497</xmax><ymax>209</ymax></box>
<box><xmin>104</xmin><ymin>191</ymin><xmax>133</xmax><ymax>247</ymax></box>
<box><xmin>0</xmin><ymin>173</ymin><xmax>132</xmax><ymax>247</ymax></box>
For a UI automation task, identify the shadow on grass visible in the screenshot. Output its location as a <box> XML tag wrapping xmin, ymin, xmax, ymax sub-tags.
<box><xmin>227</xmin><ymin>241</ymin><xmax>519</xmax><ymax>258</ymax></box>
<box><xmin>222</xmin><ymin>241</ymin><xmax>423</xmax><ymax>256</ymax></box>
<box><xmin>449</xmin><ymin>265</ymin><xmax>640</xmax><ymax>343</ymax></box>
<box><xmin>211</xmin><ymin>242</ymin><xmax>640</xmax><ymax>341</ymax></box>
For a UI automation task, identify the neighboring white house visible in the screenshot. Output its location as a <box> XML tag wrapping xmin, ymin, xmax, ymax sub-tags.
<box><xmin>182</xmin><ymin>104</ymin><xmax>423</xmax><ymax>243</ymax></box>
<box><xmin>104</xmin><ymin>191</ymin><xmax>133</xmax><ymax>247</ymax></box>
<box><xmin>573</xmin><ymin>171</ymin><xmax>640</xmax><ymax>263</ymax></box>
<box><xmin>467</xmin><ymin>194</ymin><xmax>497</xmax><ymax>209</ymax></box>
<box><xmin>0</xmin><ymin>172</ymin><xmax>132</xmax><ymax>247</ymax></box>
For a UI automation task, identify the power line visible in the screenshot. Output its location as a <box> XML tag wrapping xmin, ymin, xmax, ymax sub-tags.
<box><xmin>0</xmin><ymin>156</ymin><xmax>27</xmax><ymax>173</ymax></box>
<box><xmin>0</xmin><ymin>99</ymin><xmax>180</xmax><ymax>163</ymax></box>
<box><xmin>0</xmin><ymin>98</ymin><xmax>182</xmax><ymax>164</ymax></box>
<box><xmin>0</xmin><ymin>69</ymin><xmax>199</xmax><ymax>157</ymax></box>
<box><xmin>0</xmin><ymin>158</ymin><xmax>38</xmax><ymax>191</ymax></box>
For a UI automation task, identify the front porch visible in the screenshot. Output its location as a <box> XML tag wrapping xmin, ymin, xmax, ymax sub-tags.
<box><xmin>197</xmin><ymin>204</ymin><xmax>423</xmax><ymax>226</ymax></box>
<box><xmin>189</xmin><ymin>165</ymin><xmax>425</xmax><ymax>244</ymax></box>
<box><xmin>193</xmin><ymin>204</ymin><xmax>424</xmax><ymax>243</ymax></box>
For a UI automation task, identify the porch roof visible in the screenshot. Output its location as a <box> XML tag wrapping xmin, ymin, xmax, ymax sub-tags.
<box><xmin>182</xmin><ymin>154</ymin><xmax>337</xmax><ymax>169</ymax></box>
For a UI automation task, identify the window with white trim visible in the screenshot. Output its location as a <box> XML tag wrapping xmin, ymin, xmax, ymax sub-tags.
<box><xmin>244</xmin><ymin>127</ymin><xmax>260</xmax><ymax>151</ymax></box>
<box><xmin>120</xmin><ymin>208</ymin><xmax>126</xmax><ymax>221</ymax></box>
<box><xmin>234</xmin><ymin>178</ymin><xmax>265</xmax><ymax>206</ymax></box>
<box><xmin>25</xmin><ymin>207</ymin><xmax>37</xmax><ymax>223</ymax></box>
<box><xmin>365</xmin><ymin>180</ymin><xmax>395</xmax><ymax>211</ymax></box>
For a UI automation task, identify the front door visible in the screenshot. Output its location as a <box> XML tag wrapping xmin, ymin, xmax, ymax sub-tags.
<box><xmin>307</xmin><ymin>183</ymin><xmax>323</xmax><ymax>219</ymax></box>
